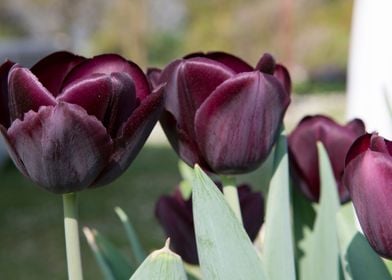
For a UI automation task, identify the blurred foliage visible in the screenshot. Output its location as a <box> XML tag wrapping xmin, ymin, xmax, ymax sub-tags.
<box><xmin>1</xmin><ymin>0</ymin><xmax>353</xmax><ymax>85</ymax></box>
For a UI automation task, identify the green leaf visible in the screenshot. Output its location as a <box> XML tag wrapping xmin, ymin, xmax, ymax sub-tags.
<box><xmin>129</xmin><ymin>239</ymin><xmax>187</xmax><ymax>280</ymax></box>
<box><xmin>83</xmin><ymin>227</ymin><xmax>134</xmax><ymax>280</ymax></box>
<box><xmin>114</xmin><ymin>207</ymin><xmax>146</xmax><ymax>265</ymax></box>
<box><xmin>337</xmin><ymin>204</ymin><xmax>392</xmax><ymax>280</ymax></box>
<box><xmin>192</xmin><ymin>165</ymin><xmax>267</xmax><ymax>280</ymax></box>
<box><xmin>178</xmin><ymin>160</ymin><xmax>194</xmax><ymax>199</ymax></box>
<box><xmin>301</xmin><ymin>143</ymin><xmax>340</xmax><ymax>280</ymax></box>
<box><xmin>292</xmin><ymin>185</ymin><xmax>316</xmax><ymax>279</ymax></box>
<box><xmin>263</xmin><ymin>132</ymin><xmax>296</xmax><ymax>280</ymax></box>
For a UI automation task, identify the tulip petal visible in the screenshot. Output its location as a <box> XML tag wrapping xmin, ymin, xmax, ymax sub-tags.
<box><xmin>161</xmin><ymin>58</ymin><xmax>235</xmax><ymax>137</ymax></box>
<box><xmin>255</xmin><ymin>53</ymin><xmax>276</xmax><ymax>74</ymax></box>
<box><xmin>0</xmin><ymin>60</ymin><xmax>15</xmax><ymax>128</ymax></box>
<box><xmin>8</xmin><ymin>65</ymin><xmax>56</xmax><ymax>122</ymax></box>
<box><xmin>0</xmin><ymin>125</ymin><xmax>28</xmax><ymax>177</ymax></box>
<box><xmin>30</xmin><ymin>51</ymin><xmax>85</xmax><ymax>96</ymax></box>
<box><xmin>274</xmin><ymin>64</ymin><xmax>292</xmax><ymax>94</ymax></box>
<box><xmin>238</xmin><ymin>185</ymin><xmax>264</xmax><ymax>241</ymax></box>
<box><xmin>58</xmin><ymin>74</ymin><xmax>112</xmax><ymax>122</ymax></box>
<box><xmin>7</xmin><ymin>103</ymin><xmax>113</xmax><ymax>193</ymax></box>
<box><xmin>155</xmin><ymin>196</ymin><xmax>198</xmax><ymax>264</ymax></box>
<box><xmin>344</xmin><ymin>151</ymin><xmax>392</xmax><ymax>259</ymax></box>
<box><xmin>195</xmin><ymin>71</ymin><xmax>288</xmax><ymax>174</ymax></box>
<box><xmin>59</xmin><ymin>72</ymin><xmax>137</xmax><ymax>137</ymax></box>
<box><xmin>94</xmin><ymin>85</ymin><xmax>164</xmax><ymax>186</ymax></box>
<box><xmin>345</xmin><ymin>133</ymin><xmax>371</xmax><ymax>165</ymax></box>
<box><xmin>63</xmin><ymin>54</ymin><xmax>150</xmax><ymax>100</ymax></box>
<box><xmin>160</xmin><ymin>111</ymin><xmax>211</xmax><ymax>171</ymax></box>
<box><xmin>146</xmin><ymin>67</ymin><xmax>162</xmax><ymax>89</ymax></box>
<box><xmin>185</xmin><ymin>52</ymin><xmax>253</xmax><ymax>73</ymax></box>
<box><xmin>289</xmin><ymin>115</ymin><xmax>366</xmax><ymax>202</ymax></box>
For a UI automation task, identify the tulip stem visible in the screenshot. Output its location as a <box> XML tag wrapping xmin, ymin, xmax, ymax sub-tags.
<box><xmin>63</xmin><ymin>192</ymin><xmax>83</xmax><ymax>280</ymax></box>
<box><xmin>221</xmin><ymin>176</ymin><xmax>243</xmax><ymax>224</ymax></box>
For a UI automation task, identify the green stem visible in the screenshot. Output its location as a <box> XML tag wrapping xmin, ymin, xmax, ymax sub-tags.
<box><xmin>63</xmin><ymin>193</ymin><xmax>83</xmax><ymax>280</ymax></box>
<box><xmin>221</xmin><ymin>176</ymin><xmax>243</xmax><ymax>224</ymax></box>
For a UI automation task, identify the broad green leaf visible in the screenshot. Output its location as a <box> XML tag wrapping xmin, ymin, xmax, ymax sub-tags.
<box><xmin>178</xmin><ymin>160</ymin><xmax>194</xmax><ymax>199</ymax></box>
<box><xmin>301</xmin><ymin>143</ymin><xmax>340</xmax><ymax>280</ymax></box>
<box><xmin>192</xmin><ymin>165</ymin><xmax>267</xmax><ymax>280</ymax></box>
<box><xmin>115</xmin><ymin>207</ymin><xmax>146</xmax><ymax>265</ymax></box>
<box><xmin>184</xmin><ymin>263</ymin><xmax>202</xmax><ymax>280</ymax></box>
<box><xmin>83</xmin><ymin>227</ymin><xmax>134</xmax><ymax>280</ymax></box>
<box><xmin>337</xmin><ymin>204</ymin><xmax>392</xmax><ymax>280</ymax></box>
<box><xmin>263</xmin><ymin>132</ymin><xmax>296</xmax><ymax>280</ymax></box>
<box><xmin>292</xmin><ymin>185</ymin><xmax>316</xmax><ymax>279</ymax></box>
<box><xmin>130</xmin><ymin>239</ymin><xmax>187</xmax><ymax>280</ymax></box>
<box><xmin>384</xmin><ymin>260</ymin><xmax>392</xmax><ymax>276</ymax></box>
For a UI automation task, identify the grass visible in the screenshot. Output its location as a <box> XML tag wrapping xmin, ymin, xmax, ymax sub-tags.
<box><xmin>0</xmin><ymin>145</ymin><xmax>181</xmax><ymax>279</ymax></box>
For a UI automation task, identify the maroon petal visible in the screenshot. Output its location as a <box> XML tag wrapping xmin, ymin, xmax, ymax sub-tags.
<box><xmin>274</xmin><ymin>64</ymin><xmax>292</xmax><ymax>95</ymax></box>
<box><xmin>161</xmin><ymin>58</ymin><xmax>235</xmax><ymax>137</ymax></box>
<box><xmin>30</xmin><ymin>51</ymin><xmax>85</xmax><ymax>97</ymax></box>
<box><xmin>7</xmin><ymin>103</ymin><xmax>113</xmax><ymax>193</ymax></box>
<box><xmin>289</xmin><ymin>115</ymin><xmax>366</xmax><ymax>203</ymax></box>
<box><xmin>345</xmin><ymin>133</ymin><xmax>371</xmax><ymax>166</ymax></box>
<box><xmin>59</xmin><ymin>72</ymin><xmax>137</xmax><ymax>137</ymax></box>
<box><xmin>155</xmin><ymin>195</ymin><xmax>198</xmax><ymax>264</ymax></box>
<box><xmin>255</xmin><ymin>53</ymin><xmax>276</xmax><ymax>74</ymax></box>
<box><xmin>58</xmin><ymin>74</ymin><xmax>112</xmax><ymax>121</ymax></box>
<box><xmin>160</xmin><ymin>111</ymin><xmax>212</xmax><ymax>172</ymax></box>
<box><xmin>195</xmin><ymin>71</ymin><xmax>288</xmax><ymax>174</ymax></box>
<box><xmin>63</xmin><ymin>54</ymin><xmax>150</xmax><ymax>100</ymax></box>
<box><xmin>8</xmin><ymin>65</ymin><xmax>56</xmax><ymax>122</ymax></box>
<box><xmin>0</xmin><ymin>125</ymin><xmax>28</xmax><ymax>177</ymax></box>
<box><xmin>238</xmin><ymin>184</ymin><xmax>264</xmax><ymax>241</ymax></box>
<box><xmin>0</xmin><ymin>60</ymin><xmax>15</xmax><ymax>128</ymax></box>
<box><xmin>185</xmin><ymin>52</ymin><xmax>253</xmax><ymax>73</ymax></box>
<box><xmin>370</xmin><ymin>133</ymin><xmax>392</xmax><ymax>155</ymax></box>
<box><xmin>147</xmin><ymin>67</ymin><xmax>162</xmax><ymax>89</ymax></box>
<box><xmin>344</xmin><ymin>150</ymin><xmax>392</xmax><ymax>259</ymax></box>
<box><xmin>93</xmin><ymin>85</ymin><xmax>164</xmax><ymax>186</ymax></box>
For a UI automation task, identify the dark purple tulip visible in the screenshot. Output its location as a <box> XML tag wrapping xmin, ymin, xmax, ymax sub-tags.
<box><xmin>155</xmin><ymin>183</ymin><xmax>264</xmax><ymax>264</ymax></box>
<box><xmin>0</xmin><ymin>51</ymin><xmax>164</xmax><ymax>194</ymax></box>
<box><xmin>343</xmin><ymin>133</ymin><xmax>392</xmax><ymax>259</ymax></box>
<box><xmin>153</xmin><ymin>51</ymin><xmax>290</xmax><ymax>175</ymax></box>
<box><xmin>288</xmin><ymin>115</ymin><xmax>366</xmax><ymax>203</ymax></box>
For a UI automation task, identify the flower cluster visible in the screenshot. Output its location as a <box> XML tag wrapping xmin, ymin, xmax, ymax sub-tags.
<box><xmin>2</xmin><ymin>49</ymin><xmax>392</xmax><ymax>266</ymax></box>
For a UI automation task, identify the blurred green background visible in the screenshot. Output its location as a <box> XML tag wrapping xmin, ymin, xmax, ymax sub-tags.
<box><xmin>0</xmin><ymin>0</ymin><xmax>351</xmax><ymax>278</ymax></box>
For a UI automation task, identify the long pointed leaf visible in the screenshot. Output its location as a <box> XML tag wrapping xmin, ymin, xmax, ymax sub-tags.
<box><xmin>263</xmin><ymin>132</ymin><xmax>296</xmax><ymax>280</ymax></box>
<box><xmin>83</xmin><ymin>227</ymin><xmax>134</xmax><ymax>280</ymax></box>
<box><xmin>301</xmin><ymin>143</ymin><xmax>340</xmax><ymax>280</ymax></box>
<box><xmin>192</xmin><ymin>165</ymin><xmax>267</xmax><ymax>280</ymax></box>
<box><xmin>130</xmin><ymin>239</ymin><xmax>187</xmax><ymax>280</ymax></box>
<box><xmin>114</xmin><ymin>207</ymin><xmax>146</xmax><ymax>265</ymax></box>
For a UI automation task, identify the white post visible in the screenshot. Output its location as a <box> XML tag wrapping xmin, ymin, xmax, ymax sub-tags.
<box><xmin>347</xmin><ymin>0</ymin><xmax>392</xmax><ymax>139</ymax></box>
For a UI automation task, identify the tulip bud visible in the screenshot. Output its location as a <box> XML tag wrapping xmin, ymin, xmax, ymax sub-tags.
<box><xmin>156</xmin><ymin>51</ymin><xmax>290</xmax><ymax>175</ymax></box>
<box><xmin>343</xmin><ymin>133</ymin><xmax>392</xmax><ymax>259</ymax></box>
<box><xmin>0</xmin><ymin>52</ymin><xmax>164</xmax><ymax>193</ymax></box>
<box><xmin>288</xmin><ymin>115</ymin><xmax>366</xmax><ymax>203</ymax></box>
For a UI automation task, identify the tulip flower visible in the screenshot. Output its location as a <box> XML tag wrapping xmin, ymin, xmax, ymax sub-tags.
<box><xmin>343</xmin><ymin>133</ymin><xmax>392</xmax><ymax>259</ymax></box>
<box><xmin>152</xmin><ymin>51</ymin><xmax>290</xmax><ymax>175</ymax></box>
<box><xmin>155</xmin><ymin>183</ymin><xmax>264</xmax><ymax>264</ymax></box>
<box><xmin>0</xmin><ymin>51</ymin><xmax>164</xmax><ymax>194</ymax></box>
<box><xmin>288</xmin><ymin>115</ymin><xmax>365</xmax><ymax>203</ymax></box>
